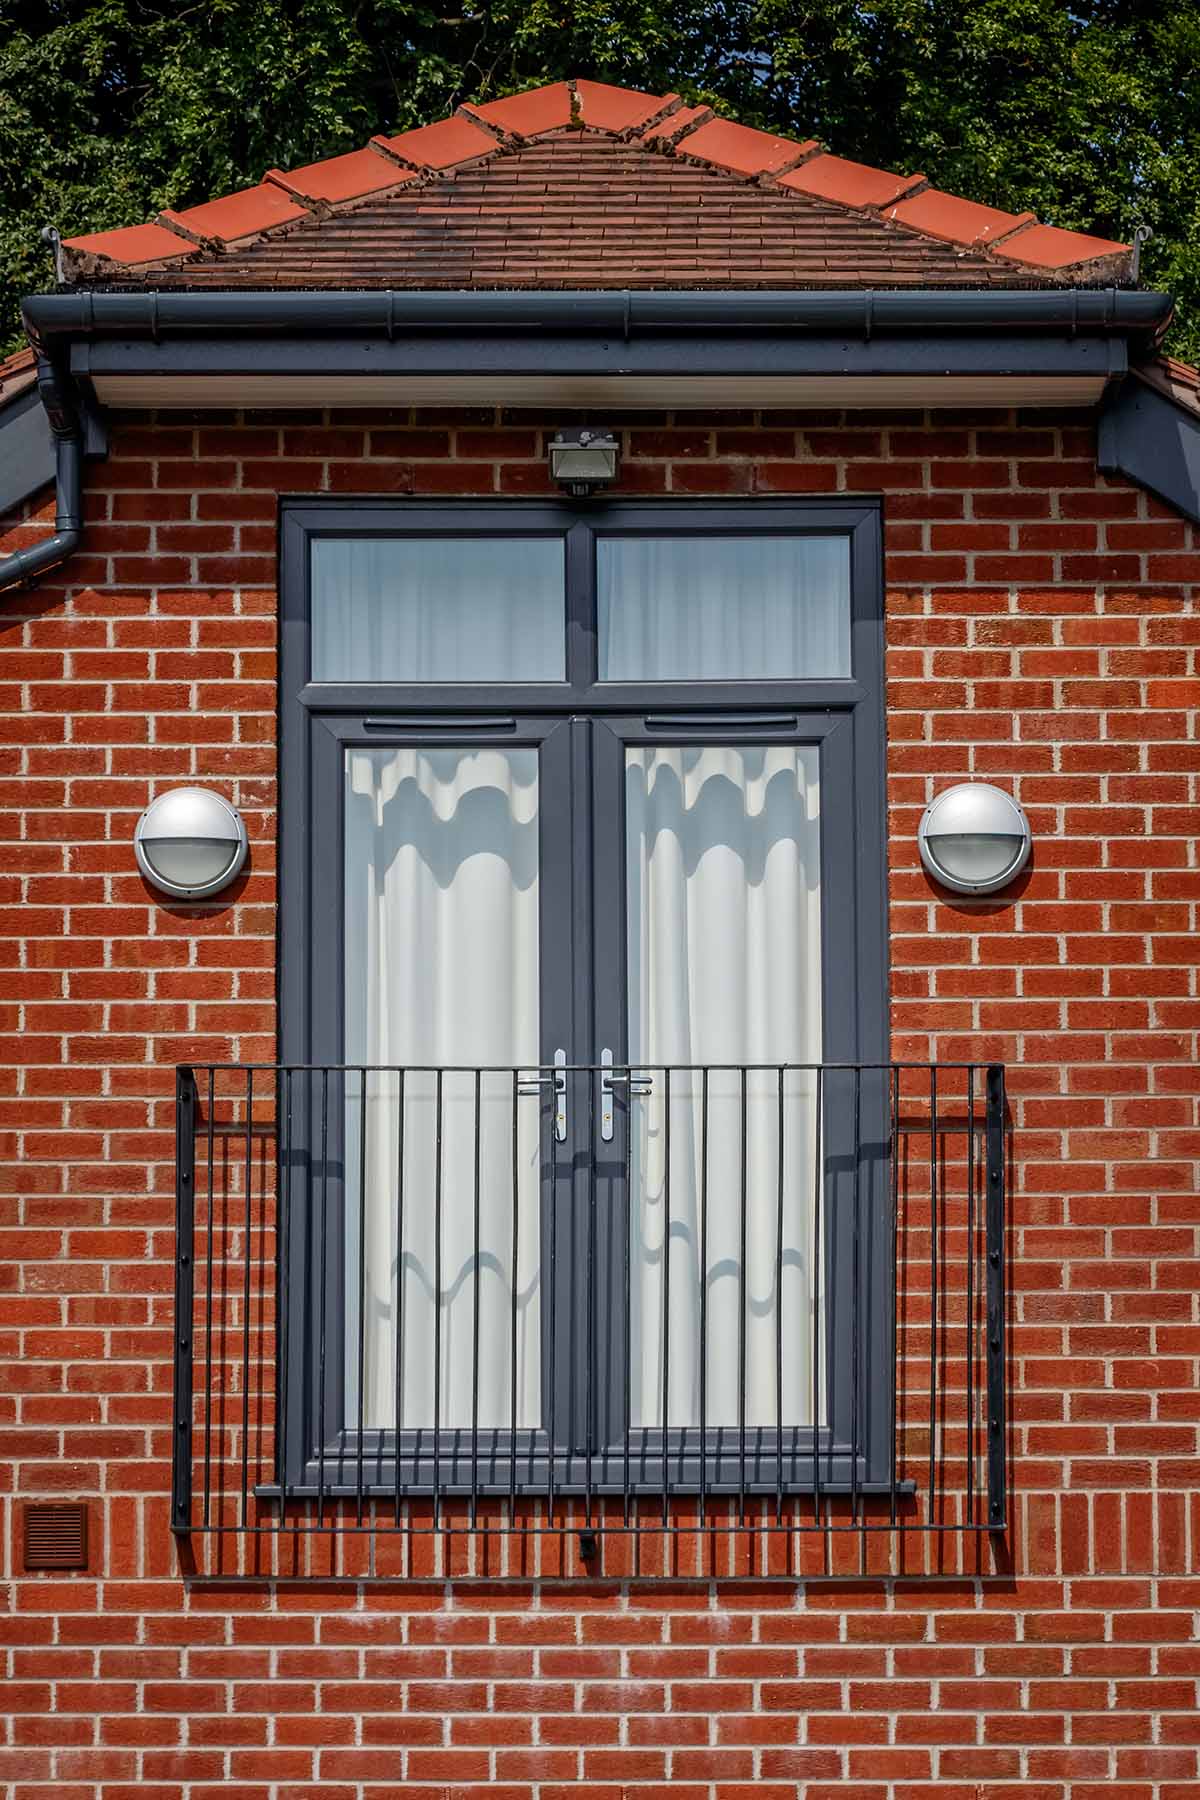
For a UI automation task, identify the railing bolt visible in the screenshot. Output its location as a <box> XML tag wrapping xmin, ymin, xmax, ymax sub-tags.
<box><xmin>989</xmin><ymin>1250</ymin><xmax>999</xmax><ymax>1267</ymax></box>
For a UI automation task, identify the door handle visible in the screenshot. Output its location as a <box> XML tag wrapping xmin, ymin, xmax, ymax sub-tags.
<box><xmin>517</xmin><ymin>1047</ymin><xmax>568</xmax><ymax>1142</ymax></box>
<box><xmin>600</xmin><ymin>1048</ymin><xmax>653</xmax><ymax>1141</ymax></box>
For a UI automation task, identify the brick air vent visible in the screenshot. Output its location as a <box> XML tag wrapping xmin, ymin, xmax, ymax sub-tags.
<box><xmin>23</xmin><ymin>1503</ymin><xmax>89</xmax><ymax>1571</ymax></box>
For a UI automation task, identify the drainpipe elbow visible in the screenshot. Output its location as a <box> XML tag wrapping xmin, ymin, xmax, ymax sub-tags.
<box><xmin>0</xmin><ymin>360</ymin><xmax>85</xmax><ymax>596</ymax></box>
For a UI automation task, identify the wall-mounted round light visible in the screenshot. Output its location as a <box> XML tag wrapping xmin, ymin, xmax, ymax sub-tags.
<box><xmin>918</xmin><ymin>782</ymin><xmax>1031</xmax><ymax>896</ymax></box>
<box><xmin>134</xmin><ymin>788</ymin><xmax>248</xmax><ymax>900</ymax></box>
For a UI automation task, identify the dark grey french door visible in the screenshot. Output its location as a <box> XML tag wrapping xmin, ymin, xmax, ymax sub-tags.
<box><xmin>279</xmin><ymin>500</ymin><xmax>889</xmax><ymax>1497</ymax></box>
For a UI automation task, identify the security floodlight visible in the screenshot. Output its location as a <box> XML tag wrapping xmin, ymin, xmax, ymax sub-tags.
<box><xmin>548</xmin><ymin>428</ymin><xmax>619</xmax><ymax>496</ymax></box>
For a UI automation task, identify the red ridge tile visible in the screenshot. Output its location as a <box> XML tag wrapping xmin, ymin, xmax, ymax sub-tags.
<box><xmin>161</xmin><ymin>183</ymin><xmax>309</xmax><ymax>245</ymax></box>
<box><xmin>374</xmin><ymin>114</ymin><xmax>498</xmax><ymax>171</ymax></box>
<box><xmin>886</xmin><ymin>188</ymin><xmax>1026</xmax><ymax>247</ymax></box>
<box><xmin>997</xmin><ymin>221</ymin><xmax>1129</xmax><ymax>270</ymax></box>
<box><xmin>572</xmin><ymin>80</ymin><xmax>672</xmax><ymax>134</ymax></box>
<box><xmin>640</xmin><ymin>104</ymin><xmax>712</xmax><ymax>145</ymax></box>
<box><xmin>780</xmin><ymin>153</ymin><xmax>923</xmax><ymax>211</ymax></box>
<box><xmin>267</xmin><ymin>150</ymin><xmax>417</xmax><ymax>207</ymax></box>
<box><xmin>678</xmin><ymin>117</ymin><xmax>817</xmax><ymax>178</ymax></box>
<box><xmin>60</xmin><ymin>222</ymin><xmax>192</xmax><ymax>267</ymax></box>
<box><xmin>467</xmin><ymin>82</ymin><xmax>573</xmax><ymax>137</ymax></box>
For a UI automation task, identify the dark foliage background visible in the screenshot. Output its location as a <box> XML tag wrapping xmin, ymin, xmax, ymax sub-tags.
<box><xmin>2</xmin><ymin>0</ymin><xmax>1197</xmax><ymax>358</ymax></box>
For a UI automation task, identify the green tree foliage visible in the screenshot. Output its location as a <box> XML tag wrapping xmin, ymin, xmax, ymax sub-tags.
<box><xmin>1</xmin><ymin>0</ymin><xmax>1197</xmax><ymax>358</ymax></box>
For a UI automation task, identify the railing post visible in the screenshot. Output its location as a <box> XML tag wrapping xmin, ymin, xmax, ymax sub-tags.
<box><xmin>171</xmin><ymin>1067</ymin><xmax>197</xmax><ymax>1536</ymax></box>
<box><xmin>984</xmin><ymin>1064</ymin><xmax>1007</xmax><ymax>1531</ymax></box>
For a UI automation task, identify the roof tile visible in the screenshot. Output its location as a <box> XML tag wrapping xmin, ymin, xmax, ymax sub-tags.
<box><xmin>55</xmin><ymin>78</ymin><xmax>1132</xmax><ymax>286</ymax></box>
<box><xmin>374</xmin><ymin>114</ymin><xmax>498</xmax><ymax>171</ymax></box>
<box><xmin>60</xmin><ymin>221</ymin><xmax>191</xmax><ymax>267</ymax></box>
<box><xmin>780</xmin><ymin>153</ymin><xmax>922</xmax><ymax>211</ymax></box>
<box><xmin>640</xmin><ymin>104</ymin><xmax>711</xmax><ymax>145</ymax></box>
<box><xmin>268</xmin><ymin>148</ymin><xmax>417</xmax><ymax>206</ymax></box>
<box><xmin>679</xmin><ymin>117</ymin><xmax>818</xmax><ymax>178</ymax></box>
<box><xmin>998</xmin><ymin>221</ymin><xmax>1128</xmax><ymax>270</ymax></box>
<box><xmin>573</xmin><ymin>79</ymin><xmax>675</xmax><ymax>133</ymax></box>
<box><xmin>467</xmin><ymin>81</ymin><xmax>574</xmax><ymax>137</ymax></box>
<box><xmin>0</xmin><ymin>346</ymin><xmax>37</xmax><ymax>409</ymax></box>
<box><xmin>161</xmin><ymin>183</ymin><xmax>309</xmax><ymax>245</ymax></box>
<box><xmin>886</xmin><ymin>188</ymin><xmax>1029</xmax><ymax>247</ymax></box>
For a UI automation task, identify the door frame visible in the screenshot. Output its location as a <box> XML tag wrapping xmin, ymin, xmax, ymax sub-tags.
<box><xmin>277</xmin><ymin>496</ymin><xmax>890</xmax><ymax>1497</ymax></box>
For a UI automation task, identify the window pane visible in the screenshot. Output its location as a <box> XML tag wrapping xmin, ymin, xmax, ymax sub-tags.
<box><xmin>312</xmin><ymin>537</ymin><xmax>565</xmax><ymax>681</ymax></box>
<box><xmin>598</xmin><ymin>535</ymin><xmax>851</xmax><ymax>680</ymax></box>
<box><xmin>343</xmin><ymin>746</ymin><xmax>542</xmax><ymax>1429</ymax></box>
<box><xmin>625</xmin><ymin>744</ymin><xmax>824</xmax><ymax>1428</ymax></box>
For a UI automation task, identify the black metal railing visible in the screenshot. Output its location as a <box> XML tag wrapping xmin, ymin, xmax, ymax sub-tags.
<box><xmin>171</xmin><ymin>1060</ymin><xmax>1008</xmax><ymax>1579</ymax></box>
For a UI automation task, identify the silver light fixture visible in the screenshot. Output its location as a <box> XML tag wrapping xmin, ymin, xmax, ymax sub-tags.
<box><xmin>918</xmin><ymin>781</ymin><xmax>1031</xmax><ymax>896</ymax></box>
<box><xmin>548</xmin><ymin>427</ymin><xmax>620</xmax><ymax>496</ymax></box>
<box><xmin>134</xmin><ymin>787</ymin><xmax>248</xmax><ymax>900</ymax></box>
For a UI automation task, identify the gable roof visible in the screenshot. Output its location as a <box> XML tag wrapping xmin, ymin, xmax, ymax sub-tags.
<box><xmin>60</xmin><ymin>78</ymin><xmax>1130</xmax><ymax>291</ymax></box>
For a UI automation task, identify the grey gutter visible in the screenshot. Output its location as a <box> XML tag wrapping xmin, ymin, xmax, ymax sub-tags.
<box><xmin>24</xmin><ymin>286</ymin><xmax>1173</xmax><ymax>346</ymax></box>
<box><xmin>0</xmin><ymin>360</ymin><xmax>83</xmax><ymax>595</ymax></box>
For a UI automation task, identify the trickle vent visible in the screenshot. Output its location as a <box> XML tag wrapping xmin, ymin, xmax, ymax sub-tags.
<box><xmin>23</xmin><ymin>1503</ymin><xmax>88</xmax><ymax>1571</ymax></box>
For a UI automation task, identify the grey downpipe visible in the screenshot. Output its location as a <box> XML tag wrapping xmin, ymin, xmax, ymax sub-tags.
<box><xmin>23</xmin><ymin>286</ymin><xmax>1174</xmax><ymax>348</ymax></box>
<box><xmin>0</xmin><ymin>360</ymin><xmax>83</xmax><ymax>594</ymax></box>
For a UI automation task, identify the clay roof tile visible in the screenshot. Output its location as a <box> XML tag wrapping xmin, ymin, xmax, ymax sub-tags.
<box><xmin>57</xmin><ymin>77</ymin><xmax>1133</xmax><ymax>287</ymax></box>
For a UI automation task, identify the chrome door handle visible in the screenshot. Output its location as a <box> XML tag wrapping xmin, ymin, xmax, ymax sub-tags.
<box><xmin>517</xmin><ymin>1048</ymin><xmax>568</xmax><ymax>1141</ymax></box>
<box><xmin>600</xmin><ymin>1048</ymin><xmax>653</xmax><ymax>1141</ymax></box>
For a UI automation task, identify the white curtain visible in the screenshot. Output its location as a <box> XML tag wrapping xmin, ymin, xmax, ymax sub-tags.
<box><xmin>625</xmin><ymin>745</ymin><xmax>824</xmax><ymax>1428</ymax></box>
<box><xmin>343</xmin><ymin>746</ymin><xmax>541</xmax><ymax>1429</ymax></box>
<box><xmin>598</xmin><ymin>535</ymin><xmax>850</xmax><ymax>682</ymax></box>
<box><xmin>312</xmin><ymin>536</ymin><xmax>565</xmax><ymax>682</ymax></box>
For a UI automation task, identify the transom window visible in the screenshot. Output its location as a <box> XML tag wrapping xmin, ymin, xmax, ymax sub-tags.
<box><xmin>279</xmin><ymin>500</ymin><xmax>888</xmax><ymax>1498</ymax></box>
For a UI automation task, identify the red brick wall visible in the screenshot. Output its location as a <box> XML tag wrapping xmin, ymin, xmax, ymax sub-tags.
<box><xmin>2</xmin><ymin>410</ymin><xmax>1198</xmax><ymax>1797</ymax></box>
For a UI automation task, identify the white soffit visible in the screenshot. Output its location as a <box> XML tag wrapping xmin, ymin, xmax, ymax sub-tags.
<box><xmin>90</xmin><ymin>373</ymin><xmax>1108</xmax><ymax>411</ymax></box>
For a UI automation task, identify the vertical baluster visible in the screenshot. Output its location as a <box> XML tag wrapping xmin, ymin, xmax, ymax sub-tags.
<box><xmin>985</xmin><ymin>1065</ymin><xmax>1007</xmax><ymax>1531</ymax></box>
<box><xmin>811</xmin><ymin>1065</ymin><xmax>823</xmax><ymax>1525</ymax></box>
<box><xmin>929</xmin><ymin>1065</ymin><xmax>939</xmax><ymax>1521</ymax></box>
<box><xmin>623</xmin><ymin>1062</ymin><xmax>633</xmax><ymax>1527</ymax></box>
<box><xmin>171</xmin><ymin>1068</ymin><xmax>196</xmax><ymax>1539</ymax></box>
<box><xmin>433</xmin><ymin>1068</ymin><xmax>444</xmax><ymax>1530</ymax></box>
<box><xmin>547</xmin><ymin>1065</ymin><xmax>558</xmax><ymax>1526</ymax></box>
<box><xmin>202</xmin><ymin>1067</ymin><xmax>216</xmax><ymax>1531</ymax></box>
<box><xmin>355</xmin><ymin>1071</ymin><xmax>368</xmax><ymax>1523</ymax></box>
<box><xmin>586</xmin><ymin>1064</ymin><xmax>596</xmax><ymax>1532</ymax></box>
<box><xmin>775</xmin><ymin>1065</ymin><xmax>785</xmax><ymax>1526</ymax></box>
<box><xmin>889</xmin><ymin>1064</ymin><xmax>900</xmax><ymax>1532</ymax></box>
<box><xmin>471</xmin><ymin>1068</ymin><xmax>482</xmax><ymax>1529</ymax></box>
<box><xmin>661</xmin><ymin>1067</ymin><xmax>672</xmax><ymax>1528</ymax></box>
<box><xmin>316</xmin><ymin>1068</ymin><xmax>329</xmax><ymax>1527</ymax></box>
<box><xmin>394</xmin><ymin>1069</ymin><xmax>406</xmax><ymax>1526</ymax></box>
<box><xmin>241</xmin><ymin>1068</ymin><xmax>254</xmax><ymax>1528</ymax></box>
<box><xmin>967</xmin><ymin>1065</ymin><xmax>977</xmax><ymax>1531</ymax></box>
<box><xmin>277</xmin><ymin>1068</ymin><xmax>292</xmax><ymax>1520</ymax></box>
<box><xmin>698</xmin><ymin>1067</ymin><xmax>709</xmax><ymax>1530</ymax></box>
<box><xmin>509</xmin><ymin>1069</ymin><xmax>519</xmax><ymax>1526</ymax></box>
<box><xmin>738</xmin><ymin>1066</ymin><xmax>748</xmax><ymax>1523</ymax></box>
<box><xmin>850</xmin><ymin>1066</ymin><xmax>862</xmax><ymax>1558</ymax></box>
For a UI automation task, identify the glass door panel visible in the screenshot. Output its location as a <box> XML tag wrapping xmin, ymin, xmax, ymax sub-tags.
<box><xmin>342</xmin><ymin>744</ymin><xmax>543</xmax><ymax>1430</ymax></box>
<box><xmin>622</xmin><ymin>742</ymin><xmax>825</xmax><ymax>1430</ymax></box>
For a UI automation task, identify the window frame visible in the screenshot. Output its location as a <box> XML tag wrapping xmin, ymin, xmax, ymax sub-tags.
<box><xmin>278</xmin><ymin>497</ymin><xmax>891</xmax><ymax>1500</ymax></box>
